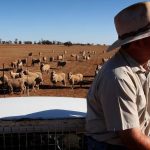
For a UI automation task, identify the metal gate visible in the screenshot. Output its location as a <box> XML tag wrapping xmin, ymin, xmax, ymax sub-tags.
<box><xmin>0</xmin><ymin>118</ymin><xmax>86</xmax><ymax>150</ymax></box>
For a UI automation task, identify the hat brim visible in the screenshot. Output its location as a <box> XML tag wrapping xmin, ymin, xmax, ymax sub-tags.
<box><xmin>107</xmin><ymin>29</ymin><xmax>150</xmax><ymax>51</ymax></box>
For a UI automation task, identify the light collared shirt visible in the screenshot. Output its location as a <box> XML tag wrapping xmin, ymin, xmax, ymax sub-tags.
<box><xmin>86</xmin><ymin>49</ymin><xmax>150</xmax><ymax>145</ymax></box>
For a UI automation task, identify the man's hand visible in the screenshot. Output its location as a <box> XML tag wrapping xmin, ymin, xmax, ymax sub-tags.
<box><xmin>119</xmin><ymin>128</ymin><xmax>150</xmax><ymax>150</ymax></box>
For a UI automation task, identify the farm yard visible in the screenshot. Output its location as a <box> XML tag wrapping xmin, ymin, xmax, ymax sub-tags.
<box><xmin>0</xmin><ymin>44</ymin><xmax>117</xmax><ymax>149</ymax></box>
<box><xmin>0</xmin><ymin>44</ymin><xmax>117</xmax><ymax>98</ymax></box>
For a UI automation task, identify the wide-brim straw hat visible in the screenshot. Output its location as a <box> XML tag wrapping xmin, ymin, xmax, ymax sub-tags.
<box><xmin>107</xmin><ymin>2</ymin><xmax>150</xmax><ymax>51</ymax></box>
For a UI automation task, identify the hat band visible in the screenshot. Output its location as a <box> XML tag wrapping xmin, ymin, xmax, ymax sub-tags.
<box><xmin>119</xmin><ymin>23</ymin><xmax>150</xmax><ymax>40</ymax></box>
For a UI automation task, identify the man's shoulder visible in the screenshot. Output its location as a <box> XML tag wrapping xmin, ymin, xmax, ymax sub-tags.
<box><xmin>100</xmin><ymin>52</ymin><xmax>135</xmax><ymax>83</ymax></box>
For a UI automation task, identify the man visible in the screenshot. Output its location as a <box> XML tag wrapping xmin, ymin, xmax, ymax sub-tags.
<box><xmin>86</xmin><ymin>2</ymin><xmax>150</xmax><ymax>150</ymax></box>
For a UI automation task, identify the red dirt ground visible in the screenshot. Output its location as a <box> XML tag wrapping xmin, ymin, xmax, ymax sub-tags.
<box><xmin>0</xmin><ymin>44</ymin><xmax>117</xmax><ymax>98</ymax></box>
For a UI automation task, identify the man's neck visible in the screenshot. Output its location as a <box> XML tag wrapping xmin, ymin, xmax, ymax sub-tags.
<box><xmin>124</xmin><ymin>47</ymin><xmax>149</xmax><ymax>68</ymax></box>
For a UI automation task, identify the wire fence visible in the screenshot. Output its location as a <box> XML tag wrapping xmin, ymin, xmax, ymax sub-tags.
<box><xmin>0</xmin><ymin>118</ymin><xmax>86</xmax><ymax>150</ymax></box>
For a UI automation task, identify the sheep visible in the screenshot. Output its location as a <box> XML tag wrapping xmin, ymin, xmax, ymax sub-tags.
<box><xmin>17</xmin><ymin>59</ymin><xmax>23</xmax><ymax>69</ymax></box>
<box><xmin>32</xmin><ymin>58</ymin><xmax>41</xmax><ymax>66</ymax></box>
<box><xmin>102</xmin><ymin>58</ymin><xmax>109</xmax><ymax>64</ymax></box>
<box><xmin>11</xmin><ymin>60</ymin><xmax>18</xmax><ymax>69</ymax></box>
<box><xmin>7</xmin><ymin>78</ymin><xmax>26</xmax><ymax>94</ymax></box>
<box><xmin>76</xmin><ymin>55</ymin><xmax>79</xmax><ymax>61</ymax></box>
<box><xmin>40</xmin><ymin>63</ymin><xmax>50</xmax><ymax>74</ymax></box>
<box><xmin>34</xmin><ymin>76</ymin><xmax>43</xmax><ymax>89</ymax></box>
<box><xmin>82</xmin><ymin>51</ymin><xmax>86</xmax><ymax>56</ymax></box>
<box><xmin>83</xmin><ymin>55</ymin><xmax>87</xmax><ymax>60</ymax></box>
<box><xmin>103</xmin><ymin>50</ymin><xmax>106</xmax><ymax>53</ymax></box>
<box><xmin>86</xmin><ymin>55</ymin><xmax>91</xmax><ymax>60</ymax></box>
<box><xmin>79</xmin><ymin>51</ymin><xmax>83</xmax><ymax>54</ymax></box>
<box><xmin>0</xmin><ymin>75</ymin><xmax>9</xmax><ymax>85</ymax></box>
<box><xmin>0</xmin><ymin>75</ymin><xmax>9</xmax><ymax>92</ymax></box>
<box><xmin>28</xmin><ymin>52</ymin><xmax>32</xmax><ymax>56</ymax></box>
<box><xmin>16</xmin><ymin>68</ymin><xmax>23</xmax><ymax>73</ymax></box>
<box><xmin>95</xmin><ymin>69</ymin><xmax>99</xmax><ymax>76</ymax></box>
<box><xmin>71</xmin><ymin>54</ymin><xmax>76</xmax><ymax>57</ymax></box>
<box><xmin>68</xmin><ymin>72</ymin><xmax>83</xmax><ymax>88</ymax></box>
<box><xmin>92</xmin><ymin>51</ymin><xmax>96</xmax><ymax>54</ymax></box>
<box><xmin>21</xmin><ymin>74</ymin><xmax>43</xmax><ymax>92</ymax></box>
<box><xmin>79</xmin><ymin>51</ymin><xmax>86</xmax><ymax>56</ymax></box>
<box><xmin>97</xmin><ymin>64</ymin><xmax>102</xmax><ymax>70</ymax></box>
<box><xmin>21</xmin><ymin>58</ymin><xmax>27</xmax><ymax>66</ymax></box>
<box><xmin>49</xmin><ymin>56</ymin><xmax>54</xmax><ymax>62</ymax></box>
<box><xmin>51</xmin><ymin>71</ymin><xmax>66</xmax><ymax>86</ymax></box>
<box><xmin>57</xmin><ymin>55</ymin><xmax>64</xmax><ymax>60</ymax></box>
<box><xmin>39</xmin><ymin>52</ymin><xmax>42</xmax><ymax>57</ymax></box>
<box><xmin>95</xmin><ymin>64</ymin><xmax>102</xmax><ymax>76</ymax></box>
<box><xmin>64</xmin><ymin>50</ymin><xmax>67</xmax><ymax>54</ymax></box>
<box><xmin>42</xmin><ymin>56</ymin><xmax>47</xmax><ymax>63</ymax></box>
<box><xmin>23</xmin><ymin>70</ymin><xmax>43</xmax><ymax>80</ymax></box>
<box><xmin>57</xmin><ymin>61</ymin><xmax>66</xmax><ymax>68</ymax></box>
<box><xmin>10</xmin><ymin>71</ymin><xmax>22</xmax><ymax>79</ymax></box>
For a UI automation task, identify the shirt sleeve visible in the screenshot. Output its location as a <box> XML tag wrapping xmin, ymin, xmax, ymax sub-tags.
<box><xmin>98</xmin><ymin>69</ymin><xmax>140</xmax><ymax>131</ymax></box>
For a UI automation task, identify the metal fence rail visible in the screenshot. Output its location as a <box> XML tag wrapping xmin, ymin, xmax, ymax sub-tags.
<box><xmin>0</xmin><ymin>118</ymin><xmax>87</xmax><ymax>150</ymax></box>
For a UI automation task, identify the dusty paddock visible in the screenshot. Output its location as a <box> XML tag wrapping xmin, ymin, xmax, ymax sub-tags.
<box><xmin>0</xmin><ymin>44</ymin><xmax>116</xmax><ymax>98</ymax></box>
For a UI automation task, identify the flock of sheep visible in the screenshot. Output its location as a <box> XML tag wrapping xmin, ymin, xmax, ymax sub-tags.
<box><xmin>0</xmin><ymin>49</ymin><xmax>105</xmax><ymax>95</ymax></box>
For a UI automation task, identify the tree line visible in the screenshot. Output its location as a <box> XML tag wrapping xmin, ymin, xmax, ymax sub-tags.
<box><xmin>0</xmin><ymin>38</ymin><xmax>94</xmax><ymax>46</ymax></box>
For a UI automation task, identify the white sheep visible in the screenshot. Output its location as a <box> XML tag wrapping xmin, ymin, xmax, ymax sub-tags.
<box><xmin>68</xmin><ymin>72</ymin><xmax>83</xmax><ymax>88</ymax></box>
<box><xmin>40</xmin><ymin>63</ymin><xmax>50</xmax><ymax>74</ymax></box>
<box><xmin>64</xmin><ymin>50</ymin><xmax>67</xmax><ymax>54</ymax></box>
<box><xmin>97</xmin><ymin>64</ymin><xmax>102</xmax><ymax>70</ymax></box>
<box><xmin>82</xmin><ymin>51</ymin><xmax>86</xmax><ymax>57</ymax></box>
<box><xmin>21</xmin><ymin>74</ymin><xmax>43</xmax><ymax>92</ymax></box>
<box><xmin>42</xmin><ymin>56</ymin><xmax>47</xmax><ymax>63</ymax></box>
<box><xmin>23</xmin><ymin>70</ymin><xmax>43</xmax><ymax>79</ymax></box>
<box><xmin>10</xmin><ymin>71</ymin><xmax>21</xmax><ymax>79</ymax></box>
<box><xmin>95</xmin><ymin>64</ymin><xmax>102</xmax><ymax>76</ymax></box>
<box><xmin>7</xmin><ymin>78</ymin><xmax>26</xmax><ymax>94</ymax></box>
<box><xmin>17</xmin><ymin>59</ymin><xmax>23</xmax><ymax>69</ymax></box>
<box><xmin>86</xmin><ymin>55</ymin><xmax>91</xmax><ymax>60</ymax></box>
<box><xmin>51</xmin><ymin>71</ymin><xmax>66</xmax><ymax>86</ymax></box>
<box><xmin>71</xmin><ymin>54</ymin><xmax>76</xmax><ymax>57</ymax></box>
<box><xmin>57</xmin><ymin>55</ymin><xmax>64</xmax><ymax>60</ymax></box>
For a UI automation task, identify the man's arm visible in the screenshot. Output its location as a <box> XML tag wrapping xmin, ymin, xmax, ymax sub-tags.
<box><xmin>119</xmin><ymin>128</ymin><xmax>150</xmax><ymax>150</ymax></box>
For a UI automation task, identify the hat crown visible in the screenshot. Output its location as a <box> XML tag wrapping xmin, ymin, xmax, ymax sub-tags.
<box><xmin>115</xmin><ymin>2</ymin><xmax>150</xmax><ymax>39</ymax></box>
